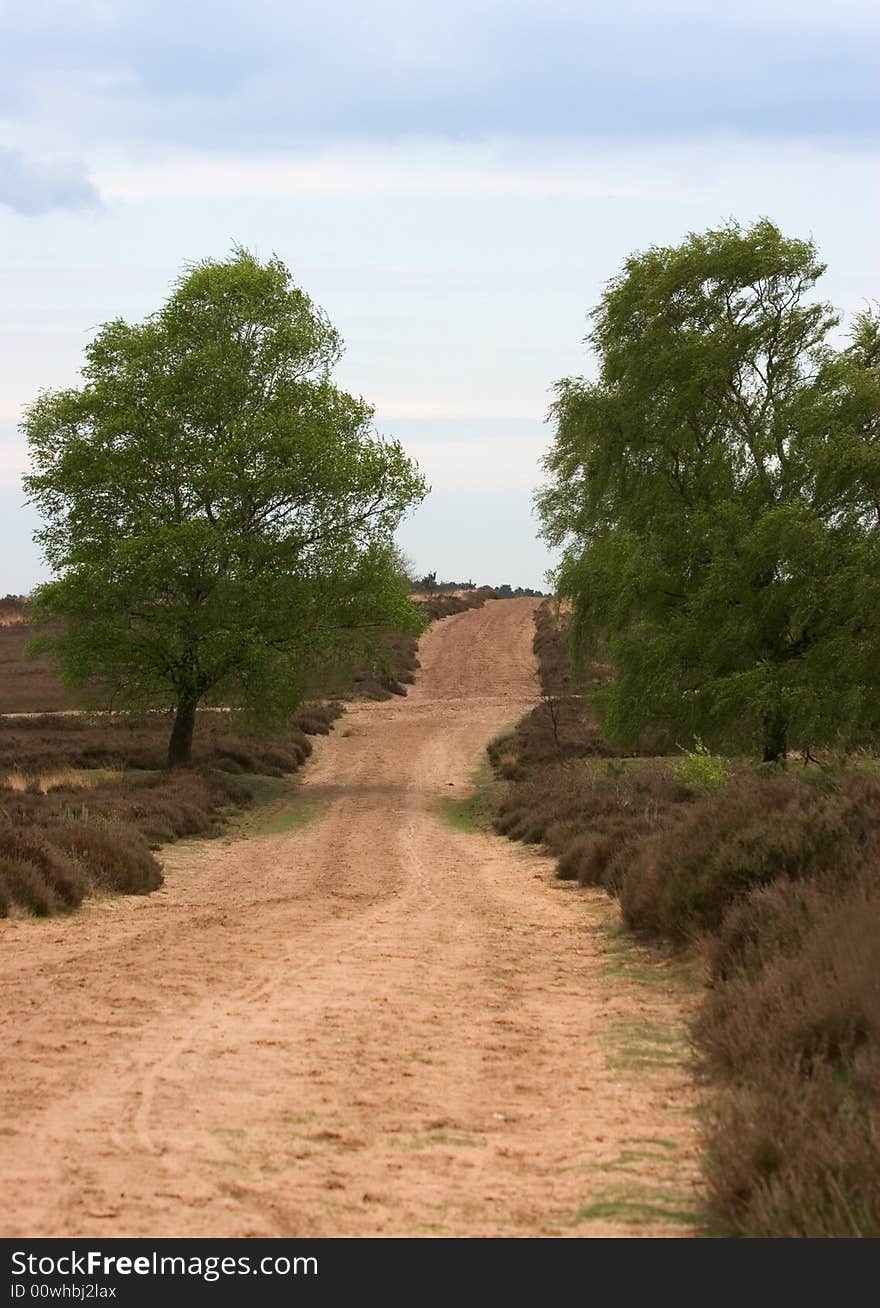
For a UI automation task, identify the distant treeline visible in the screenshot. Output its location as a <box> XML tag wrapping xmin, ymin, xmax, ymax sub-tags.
<box><xmin>413</xmin><ymin>572</ymin><xmax>546</xmax><ymax>598</ymax></box>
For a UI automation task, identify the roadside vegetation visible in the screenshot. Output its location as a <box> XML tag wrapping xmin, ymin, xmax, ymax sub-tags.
<box><xmin>491</xmin><ymin>220</ymin><xmax>880</xmax><ymax>1237</ymax></box>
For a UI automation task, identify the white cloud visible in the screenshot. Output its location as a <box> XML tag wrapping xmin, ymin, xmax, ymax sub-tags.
<box><xmin>91</xmin><ymin>137</ymin><xmax>880</xmax><ymax>213</ymax></box>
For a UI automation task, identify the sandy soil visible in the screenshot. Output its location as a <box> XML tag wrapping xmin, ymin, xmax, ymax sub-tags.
<box><xmin>0</xmin><ymin>598</ymin><xmax>699</xmax><ymax>1238</ymax></box>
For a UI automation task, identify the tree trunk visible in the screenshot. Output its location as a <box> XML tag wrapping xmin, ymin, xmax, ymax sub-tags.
<box><xmin>167</xmin><ymin>691</ymin><xmax>198</xmax><ymax>769</ymax></box>
<box><xmin>762</xmin><ymin>703</ymin><xmax>787</xmax><ymax>765</ymax></box>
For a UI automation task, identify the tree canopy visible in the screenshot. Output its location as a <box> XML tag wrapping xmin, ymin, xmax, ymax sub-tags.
<box><xmin>538</xmin><ymin>220</ymin><xmax>880</xmax><ymax>761</ymax></box>
<box><xmin>24</xmin><ymin>249</ymin><xmax>427</xmax><ymax>765</ymax></box>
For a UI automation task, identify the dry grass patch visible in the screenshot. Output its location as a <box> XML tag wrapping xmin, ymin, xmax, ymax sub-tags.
<box><xmin>2</xmin><ymin>766</ymin><xmax>128</xmax><ymax>794</ymax></box>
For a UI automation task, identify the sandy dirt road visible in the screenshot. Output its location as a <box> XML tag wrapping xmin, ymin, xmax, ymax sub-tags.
<box><xmin>0</xmin><ymin>599</ymin><xmax>698</xmax><ymax>1238</ymax></box>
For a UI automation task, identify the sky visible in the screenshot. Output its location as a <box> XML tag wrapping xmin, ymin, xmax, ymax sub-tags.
<box><xmin>1</xmin><ymin>1</ymin><xmax>879</xmax><ymax>592</ymax></box>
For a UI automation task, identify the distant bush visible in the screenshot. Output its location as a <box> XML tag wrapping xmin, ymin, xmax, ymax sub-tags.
<box><xmin>0</xmin><ymin>594</ymin><xmax>27</xmax><ymax>624</ymax></box>
<box><xmin>416</xmin><ymin>588</ymin><xmax>497</xmax><ymax>622</ymax></box>
<box><xmin>673</xmin><ymin>739</ymin><xmax>728</xmax><ymax>792</ymax></box>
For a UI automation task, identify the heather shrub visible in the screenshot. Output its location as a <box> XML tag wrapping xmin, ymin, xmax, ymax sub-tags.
<box><xmin>0</xmin><ymin>857</ymin><xmax>58</xmax><ymax>916</ymax></box>
<box><xmin>381</xmin><ymin>633</ymin><xmax>419</xmax><ymax>685</ymax></box>
<box><xmin>418</xmin><ymin>594</ymin><xmax>470</xmax><ymax>620</ymax></box>
<box><xmin>416</xmin><ymin>587</ymin><xmax>497</xmax><ymax>622</ymax></box>
<box><xmin>294</xmin><ymin>712</ymin><xmax>332</xmax><ymax>735</ymax></box>
<box><xmin>696</xmin><ymin>873</ymin><xmax>880</xmax><ymax>1236</ymax></box>
<box><xmin>0</xmin><ymin>826</ymin><xmax>88</xmax><ymax>913</ymax></box>
<box><xmin>0</xmin><ymin>763</ymin><xmax>254</xmax><ymax>913</ymax></box>
<box><xmin>706</xmin><ymin>876</ymin><xmax>831</xmax><ymax>983</ymax></box>
<box><xmin>561</xmin><ymin>813</ymin><xmax>664</xmax><ymax>887</ymax></box>
<box><xmin>616</xmin><ymin>771</ymin><xmax>880</xmax><ymax>940</ymax></box>
<box><xmin>703</xmin><ymin>1053</ymin><xmax>880</xmax><ymax>1238</ymax></box>
<box><xmin>0</xmin><ymin>616</ymin><xmax>81</xmax><ymax>713</ymax></box>
<box><xmin>0</xmin><ymin>684</ymin><xmax>347</xmax><ymax>914</ymax></box>
<box><xmin>556</xmin><ymin>832</ymin><xmax>596</xmax><ymax>881</ymax></box>
<box><xmin>41</xmin><ymin>820</ymin><xmax>162</xmax><ymax>895</ymax></box>
<box><xmin>2</xmin><ymin>826</ymin><xmax>88</xmax><ymax>907</ymax></box>
<box><xmin>533</xmin><ymin>602</ymin><xmax>572</xmax><ymax>697</ymax></box>
<box><xmin>697</xmin><ymin>872</ymin><xmax>880</xmax><ymax>1078</ymax></box>
<box><xmin>494</xmin><ymin>758</ymin><xmax>691</xmax><ymax>888</ymax></box>
<box><xmin>488</xmin><ymin>702</ymin><xmax>615</xmax><ymax>780</ymax></box>
<box><xmin>0</xmin><ymin>710</ymin><xmax>321</xmax><ymax>776</ymax></box>
<box><xmin>0</xmin><ymin>810</ymin><xmax>161</xmax><ymax>915</ymax></box>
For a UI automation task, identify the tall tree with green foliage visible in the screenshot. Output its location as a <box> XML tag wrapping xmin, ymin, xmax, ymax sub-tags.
<box><xmin>538</xmin><ymin>220</ymin><xmax>880</xmax><ymax>761</ymax></box>
<box><xmin>24</xmin><ymin>249</ymin><xmax>427</xmax><ymax>766</ymax></box>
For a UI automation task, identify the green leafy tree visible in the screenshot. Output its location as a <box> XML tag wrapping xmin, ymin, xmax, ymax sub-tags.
<box><xmin>538</xmin><ymin>220</ymin><xmax>880</xmax><ymax>761</ymax></box>
<box><xmin>24</xmin><ymin>249</ymin><xmax>428</xmax><ymax>766</ymax></box>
